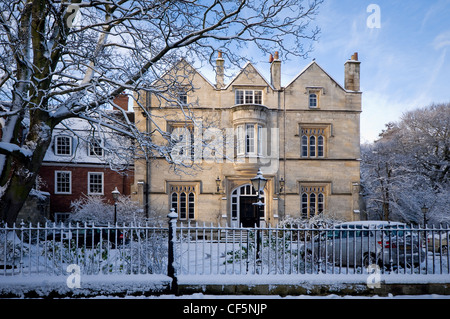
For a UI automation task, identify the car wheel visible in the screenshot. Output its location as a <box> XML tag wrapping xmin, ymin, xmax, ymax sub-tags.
<box><xmin>363</xmin><ymin>253</ymin><xmax>378</xmax><ymax>268</ymax></box>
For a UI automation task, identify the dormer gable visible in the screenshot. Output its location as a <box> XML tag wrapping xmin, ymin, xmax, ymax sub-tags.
<box><xmin>146</xmin><ymin>58</ymin><xmax>216</xmax><ymax>109</ymax></box>
<box><xmin>154</xmin><ymin>58</ymin><xmax>215</xmax><ymax>89</ymax></box>
<box><xmin>285</xmin><ymin>60</ymin><xmax>346</xmax><ymax>92</ymax></box>
<box><xmin>283</xmin><ymin>57</ymin><xmax>361</xmax><ymax>112</ymax></box>
<box><xmin>225</xmin><ymin>62</ymin><xmax>273</xmax><ymax>90</ymax></box>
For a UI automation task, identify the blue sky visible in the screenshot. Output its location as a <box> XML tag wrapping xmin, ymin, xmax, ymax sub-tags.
<box><xmin>179</xmin><ymin>1</ymin><xmax>450</xmax><ymax>143</ymax></box>
<box><xmin>283</xmin><ymin>0</ymin><xmax>450</xmax><ymax>143</ymax></box>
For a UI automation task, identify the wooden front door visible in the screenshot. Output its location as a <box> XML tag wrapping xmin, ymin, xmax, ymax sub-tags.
<box><xmin>239</xmin><ymin>196</ymin><xmax>258</xmax><ymax>227</ymax></box>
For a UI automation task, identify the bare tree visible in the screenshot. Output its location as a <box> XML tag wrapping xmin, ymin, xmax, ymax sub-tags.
<box><xmin>0</xmin><ymin>0</ymin><xmax>323</xmax><ymax>225</ymax></box>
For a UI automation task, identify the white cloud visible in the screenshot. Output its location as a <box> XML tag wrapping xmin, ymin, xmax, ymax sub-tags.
<box><xmin>433</xmin><ymin>30</ymin><xmax>450</xmax><ymax>50</ymax></box>
<box><xmin>421</xmin><ymin>0</ymin><xmax>450</xmax><ymax>32</ymax></box>
<box><xmin>360</xmin><ymin>88</ymin><xmax>436</xmax><ymax>143</ymax></box>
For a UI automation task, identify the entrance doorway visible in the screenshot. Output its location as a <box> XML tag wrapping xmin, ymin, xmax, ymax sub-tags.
<box><xmin>230</xmin><ymin>184</ymin><xmax>265</xmax><ymax>227</ymax></box>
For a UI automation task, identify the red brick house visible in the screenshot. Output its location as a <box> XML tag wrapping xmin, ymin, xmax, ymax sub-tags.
<box><xmin>38</xmin><ymin>96</ymin><xmax>135</xmax><ymax>222</ymax></box>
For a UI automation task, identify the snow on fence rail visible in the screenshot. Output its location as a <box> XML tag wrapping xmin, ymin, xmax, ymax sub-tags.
<box><xmin>176</xmin><ymin>222</ymin><xmax>450</xmax><ymax>276</ymax></box>
<box><xmin>0</xmin><ymin>222</ymin><xmax>168</xmax><ymax>276</ymax></box>
<box><xmin>1</xmin><ymin>219</ymin><xmax>449</xmax><ymax>277</ymax></box>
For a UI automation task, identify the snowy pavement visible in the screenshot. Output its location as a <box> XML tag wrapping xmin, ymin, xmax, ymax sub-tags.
<box><xmin>1</xmin><ymin>273</ymin><xmax>450</xmax><ymax>298</ymax></box>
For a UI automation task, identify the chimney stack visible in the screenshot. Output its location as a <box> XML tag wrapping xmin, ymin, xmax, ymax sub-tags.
<box><xmin>113</xmin><ymin>94</ymin><xmax>129</xmax><ymax>111</ymax></box>
<box><xmin>270</xmin><ymin>51</ymin><xmax>281</xmax><ymax>90</ymax></box>
<box><xmin>215</xmin><ymin>51</ymin><xmax>225</xmax><ymax>89</ymax></box>
<box><xmin>344</xmin><ymin>52</ymin><xmax>361</xmax><ymax>91</ymax></box>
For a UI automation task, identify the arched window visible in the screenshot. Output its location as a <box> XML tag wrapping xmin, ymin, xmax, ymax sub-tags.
<box><xmin>301</xmin><ymin>186</ymin><xmax>326</xmax><ymax>219</ymax></box>
<box><xmin>301</xmin><ymin>193</ymin><xmax>308</xmax><ymax>219</ymax></box>
<box><xmin>310</xmin><ymin>193</ymin><xmax>316</xmax><ymax>216</ymax></box>
<box><xmin>171</xmin><ymin>193</ymin><xmax>178</xmax><ymax>213</ymax></box>
<box><xmin>318</xmin><ymin>193</ymin><xmax>324</xmax><ymax>214</ymax></box>
<box><xmin>300</xmin><ymin>127</ymin><xmax>327</xmax><ymax>158</ymax></box>
<box><xmin>179</xmin><ymin>192</ymin><xmax>187</xmax><ymax>219</ymax></box>
<box><xmin>309</xmin><ymin>93</ymin><xmax>317</xmax><ymax>108</ymax></box>
<box><xmin>188</xmin><ymin>192</ymin><xmax>195</xmax><ymax>219</ymax></box>
<box><xmin>309</xmin><ymin>135</ymin><xmax>316</xmax><ymax>157</ymax></box>
<box><xmin>169</xmin><ymin>185</ymin><xmax>197</xmax><ymax>221</ymax></box>
<box><xmin>318</xmin><ymin>135</ymin><xmax>324</xmax><ymax>157</ymax></box>
<box><xmin>301</xmin><ymin>135</ymin><xmax>308</xmax><ymax>157</ymax></box>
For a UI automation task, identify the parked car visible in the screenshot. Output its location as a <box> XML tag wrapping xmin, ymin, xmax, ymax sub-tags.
<box><xmin>303</xmin><ymin>221</ymin><xmax>426</xmax><ymax>268</ymax></box>
<box><xmin>427</xmin><ymin>232</ymin><xmax>449</xmax><ymax>253</ymax></box>
<box><xmin>46</xmin><ymin>225</ymin><xmax>129</xmax><ymax>248</ymax></box>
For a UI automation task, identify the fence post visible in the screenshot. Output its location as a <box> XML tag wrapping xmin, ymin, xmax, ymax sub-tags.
<box><xmin>167</xmin><ymin>208</ymin><xmax>178</xmax><ymax>294</ymax></box>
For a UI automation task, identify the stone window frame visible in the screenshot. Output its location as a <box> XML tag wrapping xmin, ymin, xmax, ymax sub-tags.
<box><xmin>167</xmin><ymin>121</ymin><xmax>195</xmax><ymax>160</ymax></box>
<box><xmin>236</xmin><ymin>123</ymin><xmax>264</xmax><ymax>157</ymax></box>
<box><xmin>299</xmin><ymin>124</ymin><xmax>330</xmax><ymax>159</ymax></box>
<box><xmin>309</xmin><ymin>93</ymin><xmax>318</xmax><ymax>108</ymax></box>
<box><xmin>235</xmin><ymin>89</ymin><xmax>263</xmax><ymax>105</ymax></box>
<box><xmin>169</xmin><ymin>183</ymin><xmax>199</xmax><ymax>221</ymax></box>
<box><xmin>177</xmin><ymin>89</ymin><xmax>188</xmax><ymax>106</ymax></box>
<box><xmin>300</xmin><ymin>184</ymin><xmax>329</xmax><ymax>219</ymax></box>
<box><xmin>305</xmin><ymin>87</ymin><xmax>324</xmax><ymax>109</ymax></box>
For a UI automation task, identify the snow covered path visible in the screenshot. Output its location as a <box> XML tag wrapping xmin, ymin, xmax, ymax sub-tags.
<box><xmin>1</xmin><ymin>272</ymin><xmax>450</xmax><ymax>298</ymax></box>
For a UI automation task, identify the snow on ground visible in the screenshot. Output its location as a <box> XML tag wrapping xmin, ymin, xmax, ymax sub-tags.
<box><xmin>0</xmin><ymin>274</ymin><xmax>171</xmax><ymax>298</ymax></box>
<box><xmin>1</xmin><ymin>273</ymin><xmax>450</xmax><ymax>298</ymax></box>
<box><xmin>177</xmin><ymin>273</ymin><xmax>450</xmax><ymax>285</ymax></box>
<box><xmin>90</xmin><ymin>292</ymin><xmax>450</xmax><ymax>299</ymax></box>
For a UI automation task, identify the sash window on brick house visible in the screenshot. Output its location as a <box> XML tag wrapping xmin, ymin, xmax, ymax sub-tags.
<box><xmin>55</xmin><ymin>171</ymin><xmax>71</xmax><ymax>194</ymax></box>
<box><xmin>54</xmin><ymin>136</ymin><xmax>72</xmax><ymax>156</ymax></box>
<box><xmin>88</xmin><ymin>138</ymin><xmax>104</xmax><ymax>157</ymax></box>
<box><xmin>88</xmin><ymin>172</ymin><xmax>104</xmax><ymax>195</ymax></box>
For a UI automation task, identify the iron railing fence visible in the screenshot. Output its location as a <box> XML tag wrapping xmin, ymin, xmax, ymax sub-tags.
<box><xmin>0</xmin><ymin>222</ymin><xmax>168</xmax><ymax>276</ymax></box>
<box><xmin>1</xmin><ymin>220</ymin><xmax>449</xmax><ymax>277</ymax></box>
<box><xmin>176</xmin><ymin>222</ymin><xmax>450</xmax><ymax>276</ymax></box>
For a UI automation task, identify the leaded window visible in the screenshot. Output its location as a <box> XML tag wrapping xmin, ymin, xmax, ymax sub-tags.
<box><xmin>170</xmin><ymin>185</ymin><xmax>196</xmax><ymax>220</ymax></box>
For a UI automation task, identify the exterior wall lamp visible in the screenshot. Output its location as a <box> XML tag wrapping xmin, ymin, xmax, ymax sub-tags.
<box><xmin>215</xmin><ymin>176</ymin><xmax>221</xmax><ymax>193</ymax></box>
<box><xmin>279</xmin><ymin>177</ymin><xmax>285</xmax><ymax>193</ymax></box>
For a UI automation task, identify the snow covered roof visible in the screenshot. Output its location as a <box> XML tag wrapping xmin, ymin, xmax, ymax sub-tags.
<box><xmin>43</xmin><ymin>117</ymin><xmax>133</xmax><ymax>166</ymax></box>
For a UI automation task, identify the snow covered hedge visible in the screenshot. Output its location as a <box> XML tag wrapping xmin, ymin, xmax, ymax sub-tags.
<box><xmin>69</xmin><ymin>194</ymin><xmax>164</xmax><ymax>225</ymax></box>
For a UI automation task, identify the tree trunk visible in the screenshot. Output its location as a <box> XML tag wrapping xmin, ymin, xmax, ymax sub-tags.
<box><xmin>0</xmin><ymin>119</ymin><xmax>53</xmax><ymax>226</ymax></box>
<box><xmin>0</xmin><ymin>173</ymin><xmax>35</xmax><ymax>226</ymax></box>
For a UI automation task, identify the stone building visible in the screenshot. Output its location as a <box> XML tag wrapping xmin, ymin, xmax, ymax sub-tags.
<box><xmin>132</xmin><ymin>52</ymin><xmax>362</xmax><ymax>226</ymax></box>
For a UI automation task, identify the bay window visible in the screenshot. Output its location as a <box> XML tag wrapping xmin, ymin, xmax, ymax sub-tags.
<box><xmin>236</xmin><ymin>123</ymin><xmax>263</xmax><ymax>156</ymax></box>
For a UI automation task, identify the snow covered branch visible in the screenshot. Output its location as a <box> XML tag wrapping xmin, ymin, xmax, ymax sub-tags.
<box><xmin>361</xmin><ymin>103</ymin><xmax>450</xmax><ymax>225</ymax></box>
